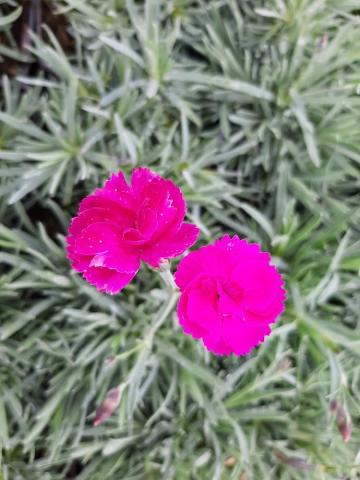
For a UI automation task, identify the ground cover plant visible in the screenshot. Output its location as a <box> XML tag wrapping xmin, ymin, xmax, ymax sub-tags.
<box><xmin>0</xmin><ymin>0</ymin><xmax>360</xmax><ymax>479</ymax></box>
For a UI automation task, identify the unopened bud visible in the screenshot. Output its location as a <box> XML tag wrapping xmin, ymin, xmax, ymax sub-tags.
<box><xmin>93</xmin><ymin>387</ymin><xmax>121</xmax><ymax>427</ymax></box>
<box><xmin>330</xmin><ymin>399</ymin><xmax>352</xmax><ymax>443</ymax></box>
<box><xmin>274</xmin><ymin>450</ymin><xmax>314</xmax><ymax>471</ymax></box>
<box><xmin>224</xmin><ymin>456</ymin><xmax>236</xmax><ymax>468</ymax></box>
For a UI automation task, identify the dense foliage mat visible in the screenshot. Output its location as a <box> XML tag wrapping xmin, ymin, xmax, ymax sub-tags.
<box><xmin>0</xmin><ymin>1</ymin><xmax>359</xmax><ymax>479</ymax></box>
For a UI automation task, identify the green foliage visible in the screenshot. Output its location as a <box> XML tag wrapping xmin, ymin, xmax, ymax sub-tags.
<box><xmin>0</xmin><ymin>0</ymin><xmax>360</xmax><ymax>478</ymax></box>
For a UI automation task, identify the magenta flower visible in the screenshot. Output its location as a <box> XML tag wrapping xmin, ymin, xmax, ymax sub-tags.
<box><xmin>175</xmin><ymin>235</ymin><xmax>286</xmax><ymax>356</ymax></box>
<box><xmin>67</xmin><ymin>168</ymin><xmax>199</xmax><ymax>294</ymax></box>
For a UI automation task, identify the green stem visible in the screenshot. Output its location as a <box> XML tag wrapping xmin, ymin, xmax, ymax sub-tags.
<box><xmin>146</xmin><ymin>289</ymin><xmax>179</xmax><ymax>346</ymax></box>
<box><xmin>158</xmin><ymin>260</ymin><xmax>178</xmax><ymax>292</ymax></box>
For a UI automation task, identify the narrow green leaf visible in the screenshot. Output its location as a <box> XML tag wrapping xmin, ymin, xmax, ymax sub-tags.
<box><xmin>0</xmin><ymin>7</ymin><xmax>22</xmax><ymax>28</ymax></box>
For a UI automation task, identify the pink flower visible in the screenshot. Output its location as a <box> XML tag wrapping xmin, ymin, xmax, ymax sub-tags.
<box><xmin>67</xmin><ymin>168</ymin><xmax>199</xmax><ymax>294</ymax></box>
<box><xmin>175</xmin><ymin>235</ymin><xmax>286</xmax><ymax>356</ymax></box>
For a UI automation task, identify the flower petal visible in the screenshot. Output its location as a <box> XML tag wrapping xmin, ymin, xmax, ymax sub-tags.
<box><xmin>74</xmin><ymin>222</ymin><xmax>121</xmax><ymax>256</ymax></box>
<box><xmin>232</xmin><ymin>262</ymin><xmax>284</xmax><ymax>312</ymax></box>
<box><xmin>174</xmin><ymin>248</ymin><xmax>208</xmax><ymax>290</ymax></box>
<box><xmin>175</xmin><ymin>243</ymin><xmax>230</xmax><ymax>290</ymax></box>
<box><xmin>157</xmin><ymin>179</ymin><xmax>186</xmax><ymax>230</ymax></box>
<box><xmin>96</xmin><ymin>247</ymin><xmax>140</xmax><ymax>274</ymax></box>
<box><xmin>131</xmin><ymin>167</ymin><xmax>159</xmax><ymax>195</ymax></box>
<box><xmin>186</xmin><ymin>278</ymin><xmax>219</xmax><ymax>330</ymax></box>
<box><xmin>202</xmin><ymin>335</ymin><xmax>233</xmax><ymax>356</ymax></box>
<box><xmin>103</xmin><ymin>171</ymin><xmax>131</xmax><ymax>196</ymax></box>
<box><xmin>222</xmin><ymin>315</ymin><xmax>272</xmax><ymax>356</ymax></box>
<box><xmin>142</xmin><ymin>223</ymin><xmax>199</xmax><ymax>267</ymax></box>
<box><xmin>177</xmin><ymin>293</ymin><xmax>206</xmax><ymax>339</ymax></box>
<box><xmin>83</xmin><ymin>266</ymin><xmax>137</xmax><ymax>294</ymax></box>
<box><xmin>178</xmin><ymin>278</ymin><xmax>221</xmax><ymax>342</ymax></box>
<box><xmin>67</xmin><ymin>245</ymin><xmax>92</xmax><ymax>272</ymax></box>
<box><xmin>79</xmin><ymin>190</ymin><xmax>134</xmax><ymax>216</ymax></box>
<box><xmin>68</xmin><ymin>207</ymin><xmax>127</xmax><ymax>238</ymax></box>
<box><xmin>131</xmin><ymin>169</ymin><xmax>170</xmax><ymax>214</ymax></box>
<box><xmin>245</xmin><ymin>291</ymin><xmax>286</xmax><ymax>323</ymax></box>
<box><xmin>131</xmin><ymin>168</ymin><xmax>186</xmax><ymax>235</ymax></box>
<box><xmin>137</xmin><ymin>206</ymin><xmax>158</xmax><ymax>238</ymax></box>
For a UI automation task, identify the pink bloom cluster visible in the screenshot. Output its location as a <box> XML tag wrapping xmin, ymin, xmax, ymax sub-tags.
<box><xmin>67</xmin><ymin>168</ymin><xmax>286</xmax><ymax>356</ymax></box>
<box><xmin>67</xmin><ymin>168</ymin><xmax>199</xmax><ymax>294</ymax></box>
<box><xmin>175</xmin><ymin>236</ymin><xmax>286</xmax><ymax>356</ymax></box>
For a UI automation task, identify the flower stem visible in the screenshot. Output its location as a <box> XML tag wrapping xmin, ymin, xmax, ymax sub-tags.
<box><xmin>158</xmin><ymin>260</ymin><xmax>178</xmax><ymax>292</ymax></box>
<box><xmin>146</xmin><ymin>289</ymin><xmax>179</xmax><ymax>346</ymax></box>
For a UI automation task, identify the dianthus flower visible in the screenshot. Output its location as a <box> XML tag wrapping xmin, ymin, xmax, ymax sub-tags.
<box><xmin>175</xmin><ymin>235</ymin><xmax>286</xmax><ymax>356</ymax></box>
<box><xmin>67</xmin><ymin>168</ymin><xmax>199</xmax><ymax>294</ymax></box>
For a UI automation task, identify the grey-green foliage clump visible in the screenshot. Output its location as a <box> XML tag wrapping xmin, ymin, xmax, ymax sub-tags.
<box><xmin>0</xmin><ymin>0</ymin><xmax>360</xmax><ymax>479</ymax></box>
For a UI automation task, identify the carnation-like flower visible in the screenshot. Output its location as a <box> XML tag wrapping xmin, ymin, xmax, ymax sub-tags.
<box><xmin>67</xmin><ymin>168</ymin><xmax>199</xmax><ymax>294</ymax></box>
<box><xmin>174</xmin><ymin>235</ymin><xmax>286</xmax><ymax>356</ymax></box>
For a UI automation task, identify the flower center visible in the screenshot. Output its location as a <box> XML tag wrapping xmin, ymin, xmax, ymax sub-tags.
<box><xmin>215</xmin><ymin>281</ymin><xmax>244</xmax><ymax>318</ymax></box>
<box><xmin>122</xmin><ymin>206</ymin><xmax>158</xmax><ymax>245</ymax></box>
<box><xmin>221</xmin><ymin>281</ymin><xmax>244</xmax><ymax>302</ymax></box>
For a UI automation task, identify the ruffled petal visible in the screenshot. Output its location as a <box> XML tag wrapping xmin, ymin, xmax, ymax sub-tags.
<box><xmin>186</xmin><ymin>278</ymin><xmax>219</xmax><ymax>330</ymax></box>
<box><xmin>131</xmin><ymin>167</ymin><xmax>159</xmax><ymax>195</ymax></box>
<box><xmin>160</xmin><ymin>179</ymin><xmax>186</xmax><ymax>228</ymax></box>
<box><xmin>131</xmin><ymin>168</ymin><xmax>186</xmax><ymax>236</ymax></box>
<box><xmin>79</xmin><ymin>190</ymin><xmax>134</xmax><ymax>216</ymax></box>
<box><xmin>174</xmin><ymin>242</ymin><xmax>231</xmax><ymax>290</ymax></box>
<box><xmin>67</xmin><ymin>244</ymin><xmax>92</xmax><ymax>272</ymax></box>
<box><xmin>222</xmin><ymin>315</ymin><xmax>272</xmax><ymax>356</ymax></box>
<box><xmin>232</xmin><ymin>263</ymin><xmax>284</xmax><ymax>313</ymax></box>
<box><xmin>216</xmin><ymin>235</ymin><xmax>267</xmax><ymax>262</ymax></box>
<box><xmin>92</xmin><ymin>248</ymin><xmax>140</xmax><ymax>275</ymax></box>
<box><xmin>74</xmin><ymin>222</ymin><xmax>121</xmax><ymax>256</ymax></box>
<box><xmin>178</xmin><ymin>278</ymin><xmax>221</xmax><ymax>342</ymax></box>
<box><xmin>137</xmin><ymin>206</ymin><xmax>158</xmax><ymax>238</ymax></box>
<box><xmin>103</xmin><ymin>171</ymin><xmax>131</xmax><ymax>196</ymax></box>
<box><xmin>202</xmin><ymin>335</ymin><xmax>233</xmax><ymax>356</ymax></box>
<box><xmin>68</xmin><ymin>207</ymin><xmax>128</xmax><ymax>238</ymax></box>
<box><xmin>177</xmin><ymin>293</ymin><xmax>206</xmax><ymax>339</ymax></box>
<box><xmin>141</xmin><ymin>223</ymin><xmax>199</xmax><ymax>267</ymax></box>
<box><xmin>174</xmin><ymin>248</ymin><xmax>207</xmax><ymax>290</ymax></box>
<box><xmin>245</xmin><ymin>290</ymin><xmax>286</xmax><ymax>323</ymax></box>
<box><xmin>131</xmin><ymin>169</ymin><xmax>170</xmax><ymax>215</ymax></box>
<box><xmin>83</xmin><ymin>266</ymin><xmax>137</xmax><ymax>294</ymax></box>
